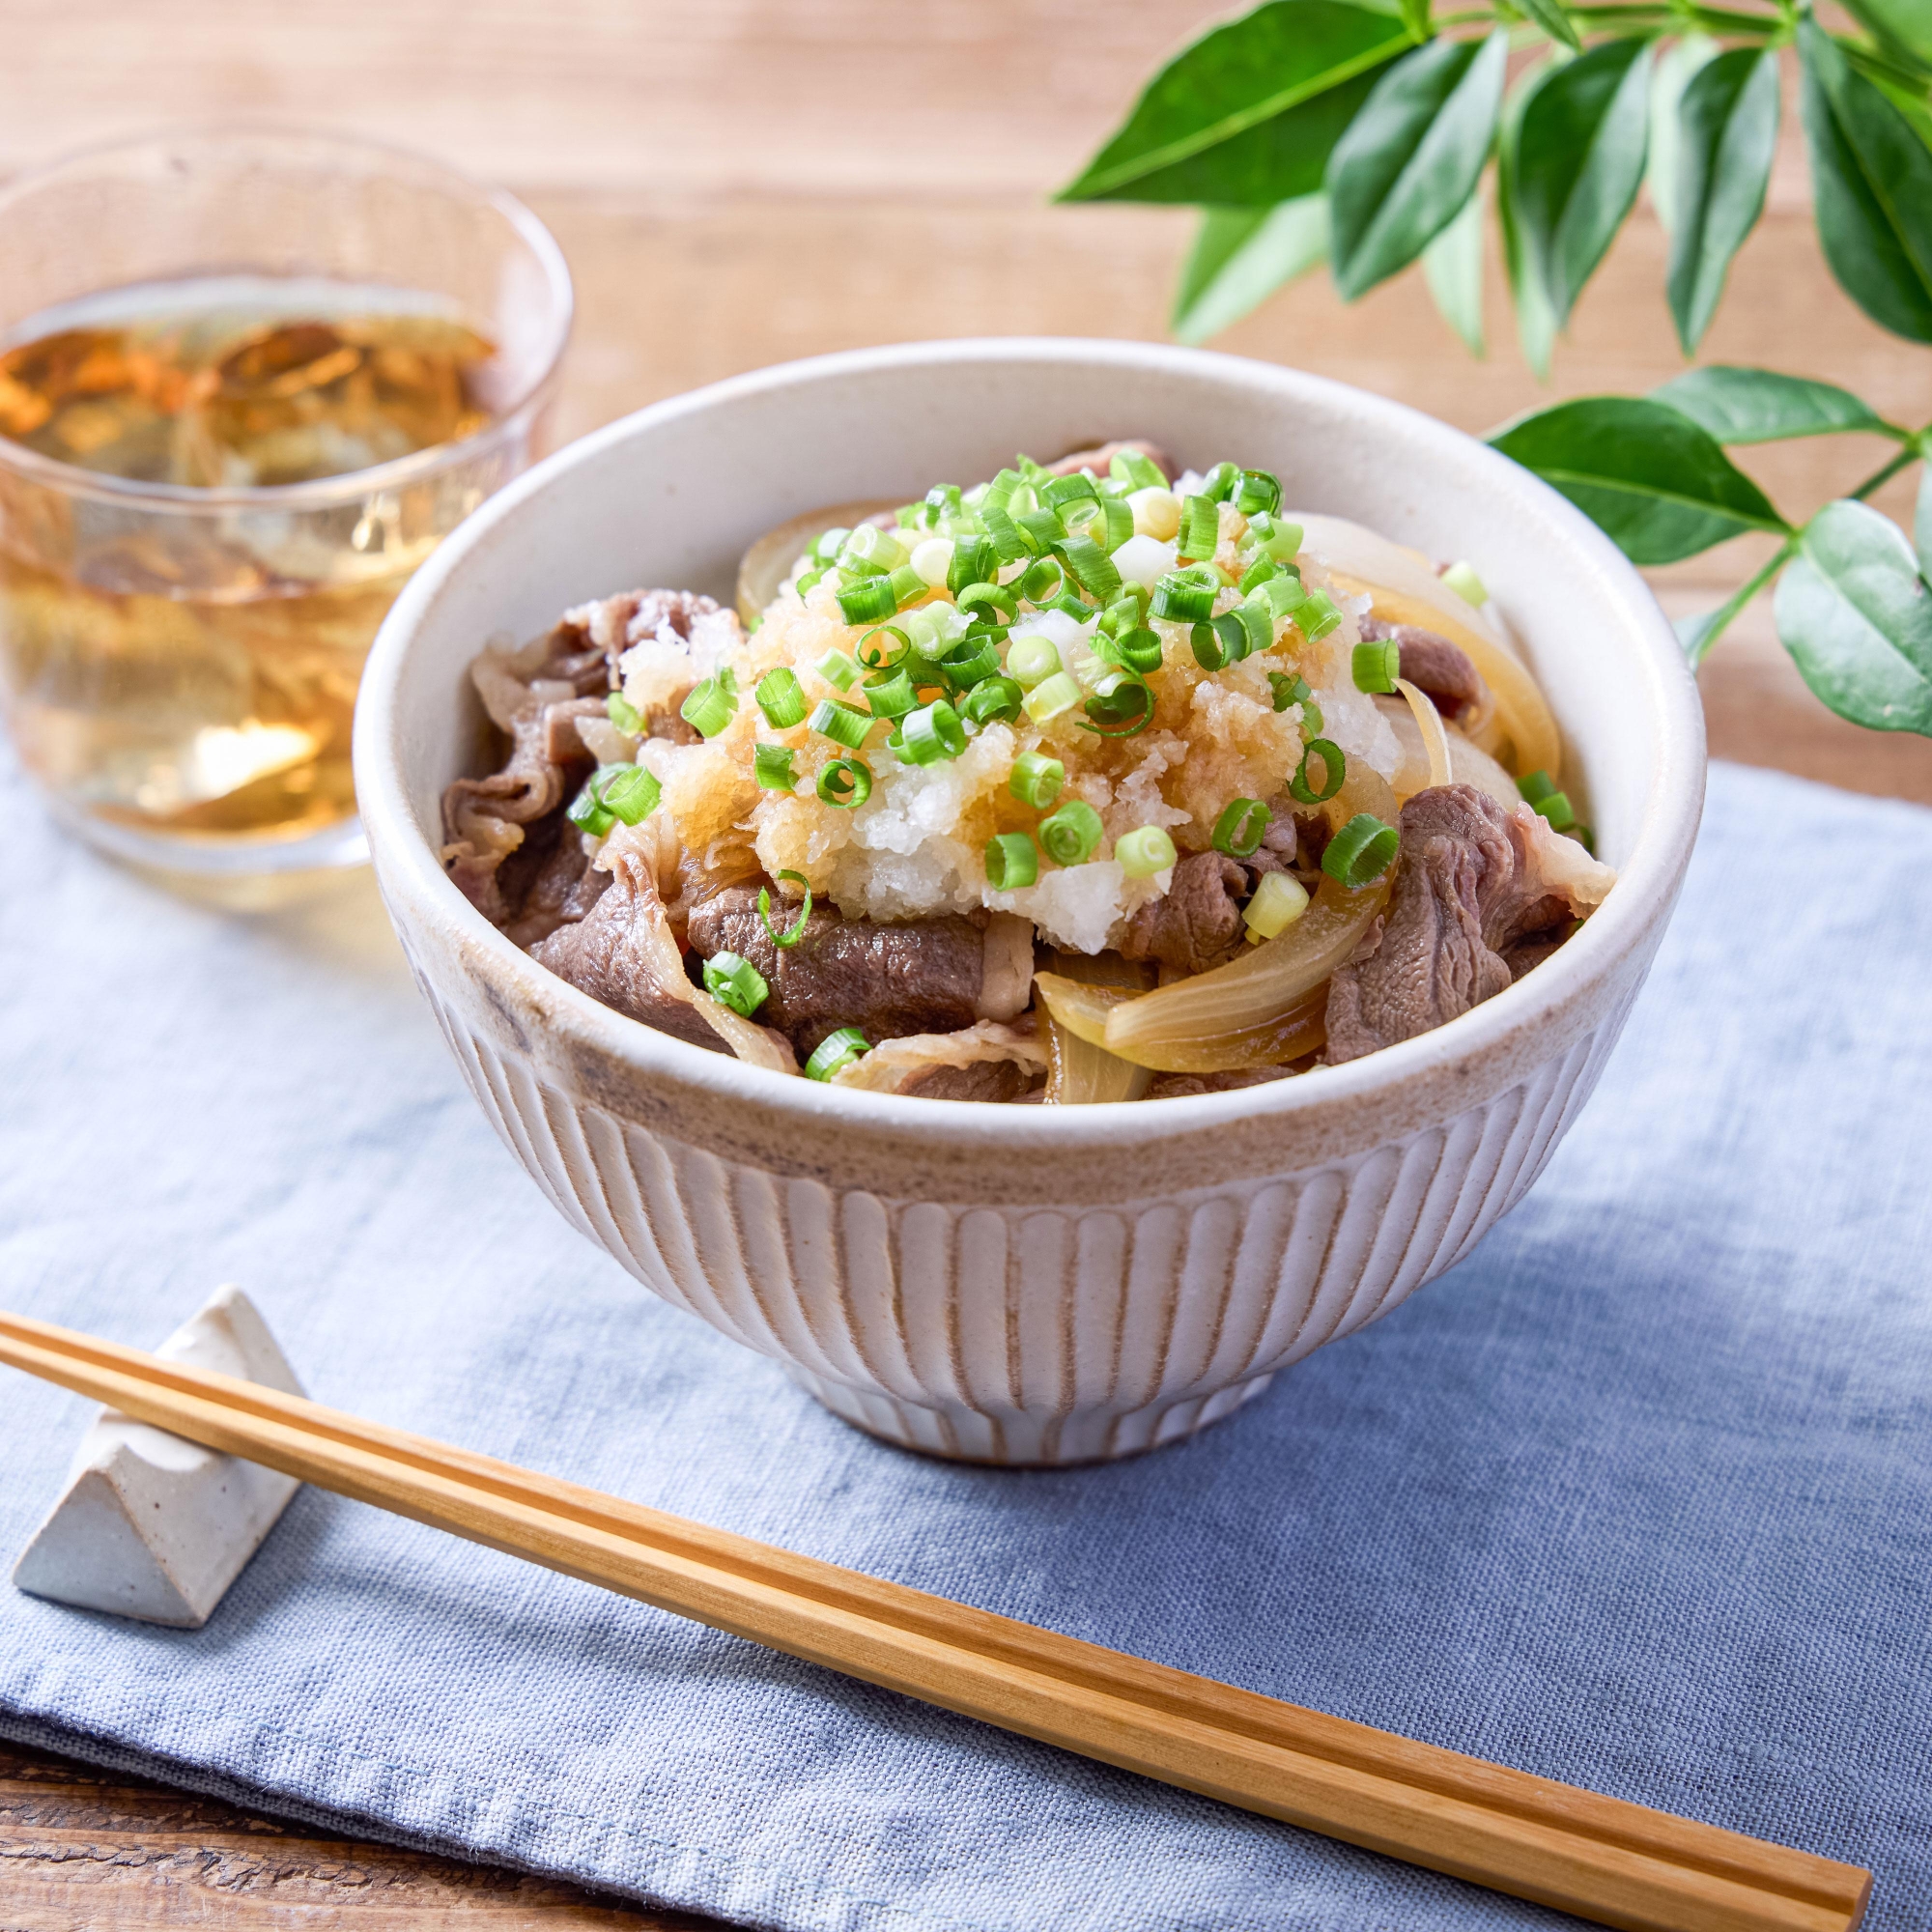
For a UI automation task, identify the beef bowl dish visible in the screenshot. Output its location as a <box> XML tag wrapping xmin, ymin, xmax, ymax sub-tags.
<box><xmin>356</xmin><ymin>341</ymin><xmax>1703</xmax><ymax>1463</ymax></box>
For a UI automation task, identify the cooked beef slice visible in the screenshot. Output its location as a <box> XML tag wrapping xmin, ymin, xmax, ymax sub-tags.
<box><xmin>1323</xmin><ymin>783</ymin><xmax>1577</xmax><ymax>1063</ymax></box>
<box><xmin>902</xmin><ymin>1058</ymin><xmax>1034</xmax><ymax>1102</ymax></box>
<box><xmin>1361</xmin><ymin>616</ymin><xmax>1482</xmax><ymax>721</ymax></box>
<box><xmin>503</xmin><ymin>831</ymin><xmax>611</xmax><ymax>950</ymax></box>
<box><xmin>686</xmin><ymin>886</ymin><xmax>988</xmax><ymax>1057</ymax></box>
<box><xmin>1119</xmin><ymin>853</ymin><xmax>1247</xmax><ymax>975</ymax></box>
<box><xmin>1145</xmin><ymin>1066</ymin><xmax>1293</xmax><ymax>1099</ymax></box>
<box><xmin>831</xmin><ymin>1019</ymin><xmax>1048</xmax><ymax>1101</ymax></box>
<box><xmin>1241</xmin><ymin>796</ymin><xmax>1299</xmax><ymax>884</ymax></box>
<box><xmin>1047</xmin><ymin>438</ymin><xmax>1175</xmax><ymax>482</ymax></box>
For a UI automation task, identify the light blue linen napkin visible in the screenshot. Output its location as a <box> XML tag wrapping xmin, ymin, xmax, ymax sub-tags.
<box><xmin>2</xmin><ymin>754</ymin><xmax>1928</xmax><ymax>1932</ymax></box>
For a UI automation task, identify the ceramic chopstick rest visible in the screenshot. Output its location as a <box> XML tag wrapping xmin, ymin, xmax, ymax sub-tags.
<box><xmin>12</xmin><ymin>1286</ymin><xmax>304</xmax><ymax>1628</ymax></box>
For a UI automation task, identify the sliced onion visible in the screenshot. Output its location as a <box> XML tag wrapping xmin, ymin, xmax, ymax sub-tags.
<box><xmin>1041</xmin><ymin>951</ymin><xmax>1153</xmax><ymax>1103</ymax></box>
<box><xmin>1375</xmin><ymin>696</ymin><xmax>1520</xmax><ymax>812</ymax></box>
<box><xmin>735</xmin><ymin>498</ymin><xmax>902</xmax><ymax>624</ymax></box>
<box><xmin>1291</xmin><ymin>511</ymin><xmax>1562</xmax><ymax>782</ymax></box>
<box><xmin>1394</xmin><ymin>677</ymin><xmax>1453</xmax><ymax>789</ymax></box>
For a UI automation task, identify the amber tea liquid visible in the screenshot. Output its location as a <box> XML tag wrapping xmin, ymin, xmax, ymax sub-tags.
<box><xmin>0</xmin><ymin>275</ymin><xmax>499</xmax><ymax>853</ymax></box>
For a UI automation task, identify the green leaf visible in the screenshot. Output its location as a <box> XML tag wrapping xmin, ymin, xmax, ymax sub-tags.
<box><xmin>1399</xmin><ymin>0</ymin><xmax>1431</xmax><ymax>39</ymax></box>
<box><xmin>1839</xmin><ymin>0</ymin><xmax>1932</xmax><ymax>74</ymax></box>
<box><xmin>1651</xmin><ymin>366</ymin><xmax>1894</xmax><ymax>444</ymax></box>
<box><xmin>1058</xmin><ymin>0</ymin><xmax>1415</xmax><ymax>206</ymax></box>
<box><xmin>1646</xmin><ymin>33</ymin><xmax>1719</xmax><ymax>237</ymax></box>
<box><xmin>1498</xmin><ymin>63</ymin><xmax>1560</xmax><ymax>378</ymax></box>
<box><xmin>1798</xmin><ymin>19</ymin><xmax>1932</xmax><ymax>343</ymax></box>
<box><xmin>1488</xmin><ymin>396</ymin><xmax>1789</xmax><ymax>563</ymax></box>
<box><xmin>1917</xmin><ymin>465</ymin><xmax>1932</xmax><ymax>575</ymax></box>
<box><xmin>1774</xmin><ymin>499</ymin><xmax>1932</xmax><ymax>732</ymax></box>
<box><xmin>1515</xmin><ymin>38</ymin><xmax>1654</xmax><ymax>326</ymax></box>
<box><xmin>1665</xmin><ymin>48</ymin><xmax>1780</xmax><ymax>354</ymax></box>
<box><xmin>1516</xmin><ymin>0</ymin><xmax>1581</xmax><ymax>55</ymax></box>
<box><xmin>1422</xmin><ymin>187</ymin><xmax>1486</xmax><ymax>355</ymax></box>
<box><xmin>1171</xmin><ymin>197</ymin><xmax>1331</xmax><ymax>342</ymax></box>
<box><xmin>1326</xmin><ymin>30</ymin><xmax>1510</xmax><ymax>298</ymax></box>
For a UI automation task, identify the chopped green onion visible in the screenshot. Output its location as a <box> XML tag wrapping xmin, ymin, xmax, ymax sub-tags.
<box><xmin>755</xmin><ymin>667</ymin><xmax>808</xmax><ymax>728</ymax></box>
<box><xmin>1011</xmin><ymin>507</ymin><xmax>1059</xmax><ymax>556</ymax></box>
<box><xmin>903</xmin><ymin>608</ymin><xmax>958</xmax><ymax>662</ymax></box>
<box><xmin>1006</xmin><ymin>635</ymin><xmax>1063</xmax><ymax>689</ymax></box>
<box><xmin>1105</xmin><ymin>625</ymin><xmax>1165</xmax><ymax>675</ymax></box>
<box><xmin>962</xmin><ymin>676</ymin><xmax>1024</xmax><ymax>725</ymax></box>
<box><xmin>1016</xmin><ymin>453</ymin><xmax>1053</xmax><ymax>487</ymax></box>
<box><xmin>955</xmin><ymin>580</ymin><xmax>1017</xmax><ymax>623</ymax></box>
<box><xmin>1256</xmin><ymin>572</ymin><xmax>1308</xmax><ymax>618</ymax></box>
<box><xmin>805</xmin><ymin>1026</ymin><xmax>870</xmax><ymax>1081</ymax></box>
<box><xmin>887</xmin><ymin>564</ymin><xmax>927</xmax><ymax>611</ymax></box>
<box><xmin>1235</xmin><ymin>469</ymin><xmax>1283</xmax><ymax>516</ymax></box>
<box><xmin>1200</xmin><ymin>461</ymin><xmax>1240</xmax><ymax>502</ymax></box>
<box><xmin>816</xmin><ymin>756</ymin><xmax>872</xmax><ymax>809</ymax></box>
<box><xmin>753</xmin><ymin>743</ymin><xmax>797</xmax><ymax>790</ymax></box>
<box><xmin>1268</xmin><ymin>671</ymin><xmax>1323</xmax><ymax>733</ymax></box>
<box><xmin>925</xmin><ymin>483</ymin><xmax>963</xmax><ymax>516</ymax></box>
<box><xmin>1116</xmin><ymin>825</ymin><xmax>1178</xmax><ymax>877</ymax></box>
<box><xmin>1151</xmin><ymin>571</ymin><xmax>1216</xmax><ymax>624</ymax></box>
<box><xmin>680</xmin><ymin>676</ymin><xmax>736</xmax><ymax>739</ymax></box>
<box><xmin>598</xmin><ymin>764</ymin><xmax>662</xmax><ymax>826</ymax></box>
<box><xmin>980</xmin><ymin>504</ymin><xmax>1030</xmax><ymax>563</ymax></box>
<box><xmin>606</xmin><ymin>692</ymin><xmax>643</xmax><ymax>734</ymax></box>
<box><xmin>758</xmin><ymin>869</ymin><xmax>812</xmax><ymax>948</ymax></box>
<box><xmin>838</xmin><ymin>577</ymin><xmax>896</xmax><ymax>624</ymax></box>
<box><xmin>1441</xmin><ymin>559</ymin><xmax>1489</xmax><ymax>607</ymax></box>
<box><xmin>1023</xmin><ymin>670</ymin><xmax>1082</xmax><ymax>724</ymax></box>
<box><xmin>898</xmin><ymin>698</ymin><xmax>967</xmax><ymax>765</ymax></box>
<box><xmin>839</xmin><ymin>524</ymin><xmax>907</xmax><ymax>574</ymax></box>
<box><xmin>949</xmin><ymin>537</ymin><xmax>995</xmax><ymax>594</ymax></box>
<box><xmin>1289</xmin><ymin>737</ymin><xmax>1347</xmax><ymax>805</ymax></box>
<box><xmin>1177</xmin><ymin>494</ymin><xmax>1220</xmax><ymax>562</ymax></box>
<box><xmin>1211</xmin><ymin>605</ymin><xmax>1269</xmax><ymax>664</ymax></box>
<box><xmin>1038</xmin><ymin>800</ymin><xmax>1104</xmax><ymax>867</ymax></box>
<box><xmin>1573</xmin><ymin>823</ymin><xmax>1596</xmax><ymax>854</ymax></box>
<box><xmin>1352</xmin><ymin>638</ymin><xmax>1402</xmax><ymax>694</ymax></box>
<box><xmin>1080</xmin><ymin>669</ymin><xmax>1154</xmax><ymax>739</ymax></box>
<box><xmin>1297</xmin><ymin>587</ymin><xmax>1343</xmax><ymax>640</ymax></box>
<box><xmin>1008</xmin><ymin>753</ymin><xmax>1065</xmax><ymax>810</ymax></box>
<box><xmin>984</xmin><ymin>468</ymin><xmax>1027</xmax><ymax>510</ymax></box>
<box><xmin>1243</xmin><ymin>871</ymin><xmax>1310</xmax><ymax>942</ymax></box>
<box><xmin>815</xmin><ymin>649</ymin><xmax>860</xmax><ymax>692</ymax></box>
<box><xmin>1238</xmin><ymin>556</ymin><xmax>1282</xmax><ymax>596</ymax></box>
<box><xmin>940</xmin><ymin>637</ymin><xmax>1002</xmax><ymax>691</ymax></box>
<box><xmin>984</xmin><ymin>831</ymin><xmax>1038</xmax><ymax>891</ymax></box>
<box><xmin>1098</xmin><ymin>593</ymin><xmax>1144</xmax><ymax>635</ymax></box>
<box><xmin>1094</xmin><ymin>495</ymin><xmax>1135</xmax><ymax>553</ymax></box>
<box><xmin>1518</xmin><ymin>769</ymin><xmax>1560</xmax><ymax>804</ymax></box>
<box><xmin>855</xmin><ymin>624</ymin><xmax>911</xmax><ymax>670</ymax></box>
<box><xmin>1042</xmin><ymin>472</ymin><xmax>1097</xmax><ymax>513</ymax></box>
<box><xmin>794</xmin><ymin>566</ymin><xmax>827</xmax><ymax>599</ymax></box>
<box><xmin>702</xmin><ymin>951</ymin><xmax>769</xmax><ymax>1018</ymax></box>
<box><xmin>1056</xmin><ymin>534</ymin><xmax>1122</xmax><ymax>605</ymax></box>
<box><xmin>566</xmin><ymin>765</ymin><xmax>628</xmax><ymax>836</ymax></box>
<box><xmin>862</xmin><ymin>668</ymin><xmax>918</xmax><ymax>722</ymax></box>
<box><xmin>810</xmin><ymin>698</ymin><xmax>871</xmax><ymax>750</ymax></box>
<box><xmin>1212</xmin><ymin>797</ymin><xmax>1270</xmax><ymax>859</ymax></box>
<box><xmin>1323</xmin><ymin>812</ymin><xmax>1400</xmax><ymax>888</ymax></box>
<box><xmin>1019</xmin><ymin>555</ymin><xmax>1066</xmax><ymax>604</ymax></box>
<box><xmin>1189</xmin><ymin>622</ymin><xmax>1225</xmax><ymax>671</ymax></box>
<box><xmin>1531</xmin><ymin>789</ymin><xmax>1576</xmax><ymax>831</ymax></box>
<box><xmin>1262</xmin><ymin>519</ymin><xmax>1304</xmax><ymax>560</ymax></box>
<box><xmin>811</xmin><ymin>527</ymin><xmax>850</xmax><ymax>563</ymax></box>
<box><xmin>1109</xmin><ymin>448</ymin><xmax>1166</xmax><ymax>492</ymax></box>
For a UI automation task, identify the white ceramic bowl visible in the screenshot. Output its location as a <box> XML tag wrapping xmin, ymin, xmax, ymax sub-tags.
<box><xmin>355</xmin><ymin>340</ymin><xmax>1704</xmax><ymax>1465</ymax></box>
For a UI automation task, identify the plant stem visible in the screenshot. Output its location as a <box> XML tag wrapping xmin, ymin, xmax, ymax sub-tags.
<box><xmin>1569</xmin><ymin>3</ymin><xmax>1783</xmax><ymax>31</ymax></box>
<box><xmin>1850</xmin><ymin>441</ymin><xmax>1924</xmax><ymax>502</ymax></box>
<box><xmin>1681</xmin><ymin>540</ymin><xmax>1796</xmax><ymax>668</ymax></box>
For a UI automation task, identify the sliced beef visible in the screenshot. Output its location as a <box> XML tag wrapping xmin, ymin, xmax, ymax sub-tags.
<box><xmin>686</xmin><ymin>886</ymin><xmax>1003</xmax><ymax>1058</ymax></box>
<box><xmin>1145</xmin><ymin>1066</ymin><xmax>1293</xmax><ymax>1100</ymax></box>
<box><xmin>1241</xmin><ymin>796</ymin><xmax>1299</xmax><ymax>885</ymax></box>
<box><xmin>1323</xmin><ymin>783</ymin><xmax>1592</xmax><ymax>1064</ymax></box>
<box><xmin>1119</xmin><ymin>852</ymin><xmax>1247</xmax><ymax>975</ymax></box>
<box><xmin>1047</xmin><ymin>438</ymin><xmax>1175</xmax><ymax>483</ymax></box>
<box><xmin>1361</xmin><ymin>617</ymin><xmax>1483</xmax><ymax>722</ymax></box>
<box><xmin>831</xmin><ymin>1020</ymin><xmax>1049</xmax><ymax>1101</ymax></box>
<box><xmin>905</xmin><ymin>1059</ymin><xmax>1033</xmax><ymax>1102</ymax></box>
<box><xmin>503</xmin><ymin>831</ymin><xmax>611</xmax><ymax>950</ymax></box>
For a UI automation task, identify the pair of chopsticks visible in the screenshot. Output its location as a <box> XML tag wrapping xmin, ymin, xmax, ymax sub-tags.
<box><xmin>0</xmin><ymin>1308</ymin><xmax>1868</xmax><ymax>1932</ymax></box>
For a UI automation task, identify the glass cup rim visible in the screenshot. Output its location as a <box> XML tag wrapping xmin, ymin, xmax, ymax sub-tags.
<box><xmin>0</xmin><ymin>120</ymin><xmax>574</xmax><ymax>515</ymax></box>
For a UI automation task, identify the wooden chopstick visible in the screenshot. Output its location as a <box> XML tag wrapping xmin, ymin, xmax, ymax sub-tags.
<box><xmin>1</xmin><ymin>1310</ymin><xmax>1868</xmax><ymax>1932</ymax></box>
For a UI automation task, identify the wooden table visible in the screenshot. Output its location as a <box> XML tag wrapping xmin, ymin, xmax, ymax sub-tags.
<box><xmin>2</xmin><ymin>3</ymin><xmax>1928</xmax><ymax>1925</ymax></box>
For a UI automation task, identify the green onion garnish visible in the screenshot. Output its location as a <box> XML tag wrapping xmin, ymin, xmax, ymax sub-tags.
<box><xmin>1209</xmin><ymin>608</ymin><xmax>1262</xmax><ymax>665</ymax></box>
<box><xmin>1532</xmin><ymin>789</ymin><xmax>1576</xmax><ymax>830</ymax></box>
<box><xmin>1239</xmin><ymin>556</ymin><xmax>1282</xmax><ymax>596</ymax></box>
<box><xmin>811</xmin><ymin>527</ymin><xmax>850</xmax><ymax>563</ymax></box>
<box><xmin>1323</xmin><ymin>812</ymin><xmax>1400</xmax><ymax>888</ymax></box>
<box><xmin>566</xmin><ymin>765</ymin><xmax>626</xmax><ymax>836</ymax></box>
<box><xmin>1006</xmin><ymin>635</ymin><xmax>1063</xmax><ymax>690</ymax></box>
<box><xmin>1211</xmin><ymin>797</ymin><xmax>1270</xmax><ymax>859</ymax></box>
<box><xmin>680</xmin><ymin>676</ymin><xmax>736</xmax><ymax>740</ymax></box>
<box><xmin>1256</xmin><ymin>572</ymin><xmax>1308</xmax><ymax>618</ymax></box>
<box><xmin>758</xmin><ymin>870</ymin><xmax>813</xmax><ymax>948</ymax></box>
<box><xmin>794</xmin><ymin>566</ymin><xmax>827</xmax><ymax>599</ymax></box>
<box><xmin>1201</xmin><ymin>461</ymin><xmax>1240</xmax><ymax>502</ymax></box>
<box><xmin>753</xmin><ymin>744</ymin><xmax>797</xmax><ymax>790</ymax></box>
<box><xmin>1518</xmin><ymin>769</ymin><xmax>1559</xmax><ymax>804</ymax></box>
<box><xmin>755</xmin><ymin>668</ymin><xmax>808</xmax><ymax>729</ymax></box>
<box><xmin>701</xmin><ymin>951</ymin><xmax>770</xmax><ymax>1019</ymax></box>
<box><xmin>980</xmin><ymin>505</ymin><xmax>1030</xmax><ymax>563</ymax></box>
<box><xmin>1177</xmin><ymin>494</ymin><xmax>1220</xmax><ymax>562</ymax></box>
<box><xmin>1055</xmin><ymin>534</ymin><xmax>1122</xmax><ymax>605</ymax></box>
<box><xmin>1151</xmin><ymin>572</ymin><xmax>1215</xmax><ymax>624</ymax></box>
<box><xmin>805</xmin><ymin>1026</ymin><xmax>870</xmax><ymax>1082</ymax></box>
<box><xmin>1262</xmin><ymin>519</ymin><xmax>1304</xmax><ymax>561</ymax></box>
<box><xmin>1094</xmin><ymin>496</ymin><xmax>1135</xmax><ymax>553</ymax></box>
<box><xmin>1289</xmin><ymin>737</ymin><xmax>1347</xmax><ymax>804</ymax></box>
<box><xmin>955</xmin><ymin>580</ymin><xmax>1017</xmax><ymax>623</ymax></box>
<box><xmin>1109</xmin><ymin>625</ymin><xmax>1164</xmax><ymax>675</ymax></box>
<box><xmin>1441</xmin><ymin>559</ymin><xmax>1489</xmax><ymax>608</ymax></box>
<box><xmin>1297</xmin><ymin>587</ymin><xmax>1343</xmax><ymax>640</ymax></box>
<box><xmin>816</xmin><ymin>756</ymin><xmax>871</xmax><ymax>809</ymax></box>
<box><xmin>886</xmin><ymin>564</ymin><xmax>925</xmax><ymax>611</ymax></box>
<box><xmin>1019</xmin><ymin>555</ymin><xmax>1066</xmax><ymax>604</ymax></box>
<box><xmin>940</xmin><ymin>638</ymin><xmax>1002</xmax><ymax>691</ymax></box>
<box><xmin>1009</xmin><ymin>751</ymin><xmax>1065</xmax><ymax>809</ymax></box>
<box><xmin>837</xmin><ymin>577</ymin><xmax>896</xmax><ymax>624</ymax></box>
<box><xmin>962</xmin><ymin>676</ymin><xmax>1024</xmax><ymax>725</ymax></box>
<box><xmin>1352</xmin><ymin>638</ymin><xmax>1401</xmax><ymax>695</ymax></box>
<box><xmin>839</xmin><ymin>524</ymin><xmax>907</xmax><ymax>574</ymax></box>
<box><xmin>598</xmin><ymin>764</ymin><xmax>662</xmax><ymax>826</ymax></box>
<box><xmin>862</xmin><ymin>668</ymin><xmax>919</xmax><ymax>722</ymax></box>
<box><xmin>1115</xmin><ymin>825</ymin><xmax>1178</xmax><ymax>877</ymax></box>
<box><xmin>855</xmin><ymin>624</ymin><xmax>911</xmax><ymax>670</ymax></box>
<box><xmin>1042</xmin><ymin>472</ymin><xmax>1097</xmax><ymax>513</ymax></box>
<box><xmin>1189</xmin><ymin>622</ymin><xmax>1225</xmax><ymax>671</ymax></box>
<box><xmin>810</xmin><ymin>698</ymin><xmax>871</xmax><ymax>750</ymax></box>
<box><xmin>949</xmin><ymin>537</ymin><xmax>994</xmax><ymax>594</ymax></box>
<box><xmin>984</xmin><ymin>831</ymin><xmax>1038</xmax><ymax>891</ymax></box>
<box><xmin>1109</xmin><ymin>448</ymin><xmax>1166</xmax><ymax>492</ymax></box>
<box><xmin>1235</xmin><ymin>469</ymin><xmax>1282</xmax><ymax>516</ymax></box>
<box><xmin>898</xmin><ymin>699</ymin><xmax>967</xmax><ymax>765</ymax></box>
<box><xmin>1016</xmin><ymin>452</ymin><xmax>1053</xmax><ymax>487</ymax></box>
<box><xmin>1243</xmin><ymin>870</ymin><xmax>1310</xmax><ymax>942</ymax></box>
<box><xmin>1013</xmin><ymin>508</ymin><xmax>1060</xmax><ymax>555</ymax></box>
<box><xmin>1267</xmin><ymin>671</ymin><xmax>1323</xmax><ymax>733</ymax></box>
<box><xmin>1023</xmin><ymin>671</ymin><xmax>1082</xmax><ymax>724</ymax></box>
<box><xmin>815</xmin><ymin>650</ymin><xmax>860</xmax><ymax>692</ymax></box>
<box><xmin>1080</xmin><ymin>669</ymin><xmax>1154</xmax><ymax>739</ymax></box>
<box><xmin>605</xmin><ymin>692</ymin><xmax>643</xmax><ymax>734</ymax></box>
<box><xmin>925</xmin><ymin>483</ymin><xmax>962</xmax><ymax>516</ymax></box>
<box><xmin>1038</xmin><ymin>800</ymin><xmax>1104</xmax><ymax>867</ymax></box>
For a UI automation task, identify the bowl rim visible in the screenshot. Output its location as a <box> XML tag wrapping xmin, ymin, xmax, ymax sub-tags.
<box><xmin>355</xmin><ymin>336</ymin><xmax>1705</xmax><ymax>1154</ymax></box>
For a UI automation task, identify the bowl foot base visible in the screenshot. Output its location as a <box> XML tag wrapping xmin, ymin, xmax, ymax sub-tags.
<box><xmin>785</xmin><ymin>1366</ymin><xmax>1277</xmax><ymax>1466</ymax></box>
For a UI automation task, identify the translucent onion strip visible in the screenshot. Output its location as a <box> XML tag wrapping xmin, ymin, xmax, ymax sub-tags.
<box><xmin>1042</xmin><ymin>951</ymin><xmax>1154</xmax><ymax>1103</ymax></box>
<box><xmin>1394</xmin><ymin>677</ymin><xmax>1454</xmax><ymax>790</ymax></box>
<box><xmin>735</xmin><ymin>497</ymin><xmax>900</xmax><ymax>622</ymax></box>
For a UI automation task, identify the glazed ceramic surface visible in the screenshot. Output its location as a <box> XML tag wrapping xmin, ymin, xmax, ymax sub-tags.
<box><xmin>354</xmin><ymin>340</ymin><xmax>1705</xmax><ymax>1464</ymax></box>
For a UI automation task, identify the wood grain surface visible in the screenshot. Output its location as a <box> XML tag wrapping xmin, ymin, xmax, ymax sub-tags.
<box><xmin>1</xmin><ymin>1</ymin><xmax>1925</xmax><ymax>1926</ymax></box>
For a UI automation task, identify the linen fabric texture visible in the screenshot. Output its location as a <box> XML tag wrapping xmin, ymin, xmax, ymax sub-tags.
<box><xmin>1</xmin><ymin>758</ymin><xmax>1927</xmax><ymax>1932</ymax></box>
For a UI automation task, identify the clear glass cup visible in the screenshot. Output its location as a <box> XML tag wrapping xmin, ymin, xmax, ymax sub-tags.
<box><xmin>0</xmin><ymin>127</ymin><xmax>572</xmax><ymax>895</ymax></box>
